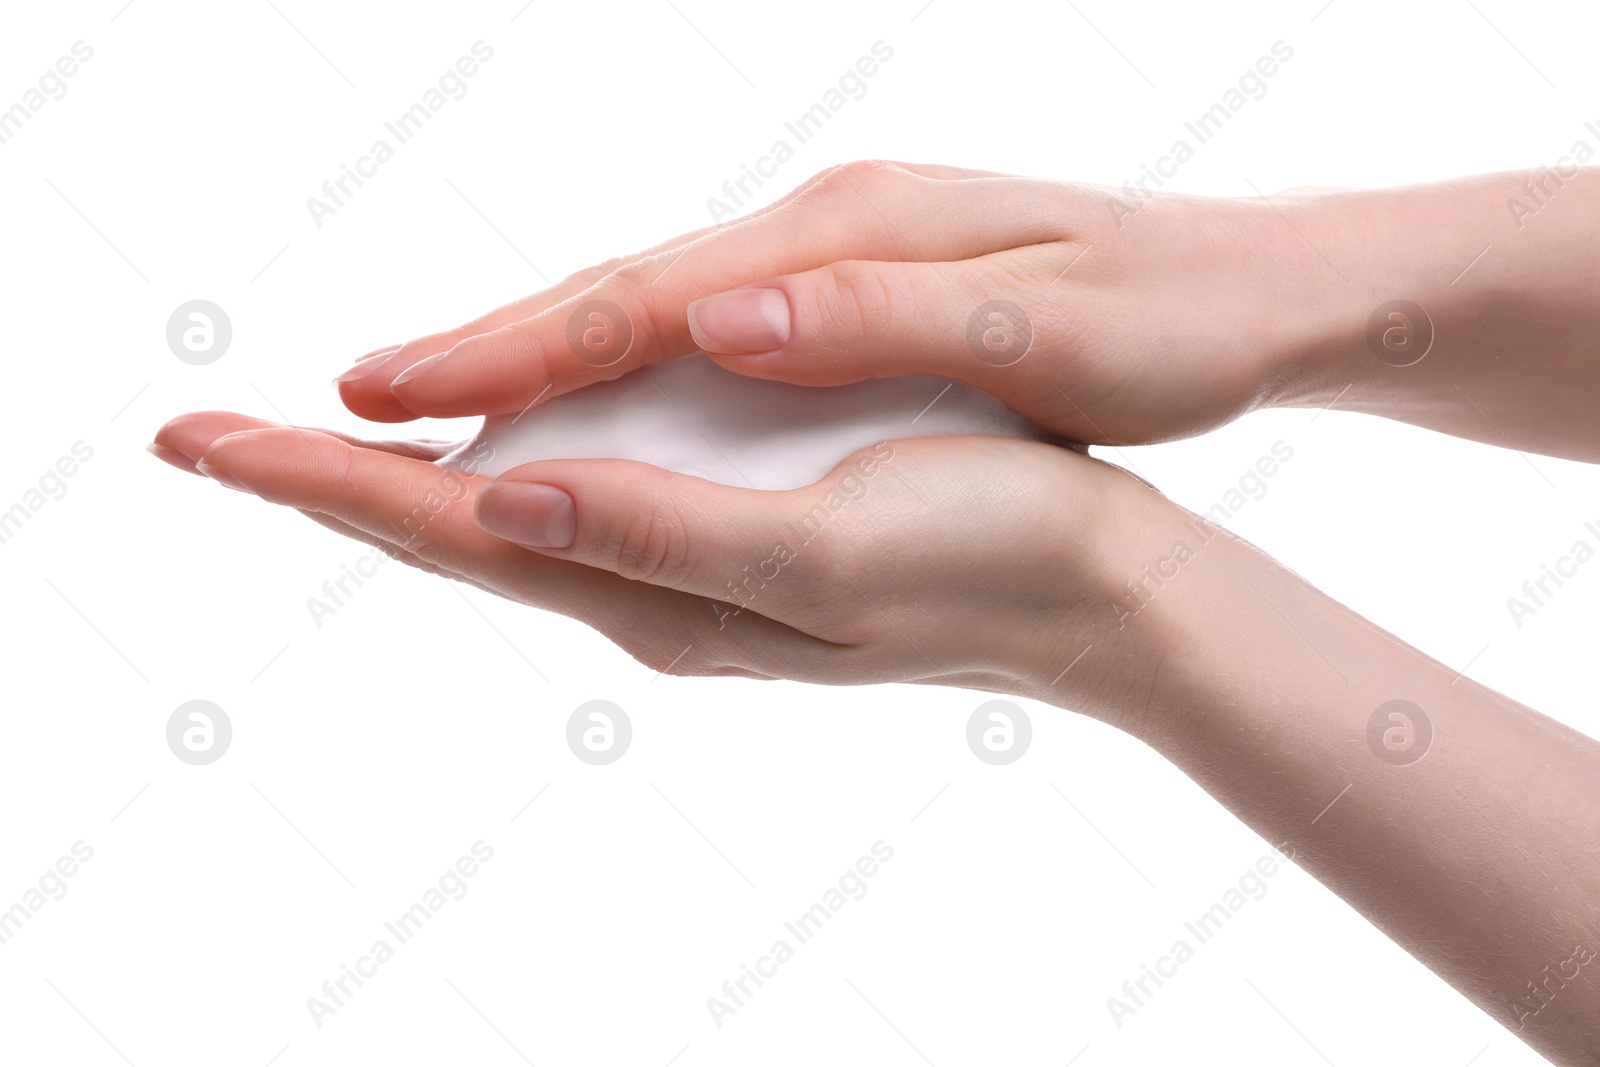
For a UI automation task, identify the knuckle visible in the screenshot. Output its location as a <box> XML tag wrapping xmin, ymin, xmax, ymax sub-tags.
<box><xmin>391</xmin><ymin>492</ymin><xmax>475</xmax><ymax>571</ymax></box>
<box><xmin>790</xmin><ymin>160</ymin><xmax>899</xmax><ymax>210</ymax></box>
<box><xmin>608</xmin><ymin>479</ymin><xmax>695</xmax><ymax>587</ymax></box>
<box><xmin>611</xmin><ymin>618</ymin><xmax>719</xmax><ymax>678</ymax></box>
<box><xmin>829</xmin><ymin>158</ymin><xmax>910</xmax><ymax>191</ymax></box>
<box><xmin>597</xmin><ymin>266</ymin><xmax>674</xmax><ymax>362</ymax></box>
<box><xmin>816</xmin><ymin>260</ymin><xmax>900</xmax><ymax>344</ymax></box>
<box><xmin>562</xmin><ymin>254</ymin><xmax>631</xmax><ymax>291</ymax></box>
<box><xmin>458</xmin><ymin>320</ymin><xmax>537</xmax><ymax>364</ymax></box>
<box><xmin>798</xmin><ymin>162</ymin><xmax>851</xmax><ymax>195</ymax></box>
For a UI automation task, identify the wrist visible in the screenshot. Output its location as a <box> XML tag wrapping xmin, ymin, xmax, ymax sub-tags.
<box><xmin>1259</xmin><ymin>171</ymin><xmax>1600</xmax><ymax>421</ymax></box>
<box><xmin>1005</xmin><ymin>467</ymin><xmax>1233</xmax><ymax>734</ymax></box>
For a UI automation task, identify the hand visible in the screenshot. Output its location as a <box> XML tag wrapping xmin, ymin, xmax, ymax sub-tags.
<box><xmin>334</xmin><ymin>160</ymin><xmax>1334</xmax><ymax>445</ymax></box>
<box><xmin>152</xmin><ymin>409</ymin><xmax>1186</xmax><ymax>723</ymax></box>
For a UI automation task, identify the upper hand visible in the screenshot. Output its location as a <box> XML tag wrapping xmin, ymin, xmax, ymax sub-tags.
<box><xmin>336</xmin><ymin>160</ymin><xmax>1334</xmax><ymax>445</ymax></box>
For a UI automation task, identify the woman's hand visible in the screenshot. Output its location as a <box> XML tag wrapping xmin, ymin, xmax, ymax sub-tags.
<box><xmin>152</xmin><ymin>409</ymin><xmax>1191</xmax><ymax>728</ymax></box>
<box><xmin>340</xmin><ymin>162</ymin><xmax>1600</xmax><ymax>461</ymax></box>
<box><xmin>335</xmin><ymin>160</ymin><xmax>1334</xmax><ymax>445</ymax></box>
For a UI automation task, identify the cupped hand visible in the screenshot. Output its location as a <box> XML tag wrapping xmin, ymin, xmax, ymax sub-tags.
<box><xmin>153</xmin><ymin>410</ymin><xmax>1190</xmax><ymax>722</ymax></box>
<box><xmin>338</xmin><ymin>160</ymin><xmax>1338</xmax><ymax>445</ymax></box>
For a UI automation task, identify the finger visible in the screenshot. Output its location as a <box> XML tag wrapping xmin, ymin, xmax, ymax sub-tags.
<box><xmin>293</xmin><ymin>508</ymin><xmax>505</xmax><ymax>596</ymax></box>
<box><xmin>194</xmin><ymin>427</ymin><xmax>822</xmax><ymax>673</ymax></box>
<box><xmin>384</xmin><ymin>163</ymin><xmax>1082</xmax><ymax>417</ymax></box>
<box><xmin>341</xmin><ymin>165</ymin><xmax>1008</xmax><ymax>410</ymax></box>
<box><xmin>335</xmin><ymin>222</ymin><xmax>726</xmax><ymax>423</ymax></box>
<box><xmin>470</xmin><ymin>448</ymin><xmax>883</xmax><ymax>625</ymax></box>
<box><xmin>685</xmin><ymin>245</ymin><xmax>1073</xmax><ymax>387</ymax></box>
<box><xmin>152</xmin><ymin>411</ymin><xmax>456</xmax><ymax>476</ymax></box>
<box><xmin>338</xmin><ymin>162</ymin><xmax>1018</xmax><ymax>421</ymax></box>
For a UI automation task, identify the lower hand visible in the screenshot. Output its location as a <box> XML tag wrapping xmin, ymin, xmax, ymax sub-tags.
<box><xmin>152</xmin><ymin>410</ymin><xmax>1185</xmax><ymax>723</ymax></box>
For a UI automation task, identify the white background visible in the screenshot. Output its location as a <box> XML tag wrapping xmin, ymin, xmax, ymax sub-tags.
<box><xmin>2</xmin><ymin>0</ymin><xmax>1597</xmax><ymax>1064</ymax></box>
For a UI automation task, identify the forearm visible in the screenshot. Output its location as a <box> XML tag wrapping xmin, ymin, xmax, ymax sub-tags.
<box><xmin>1272</xmin><ymin>168</ymin><xmax>1600</xmax><ymax>462</ymax></box>
<box><xmin>1030</xmin><ymin>506</ymin><xmax>1600</xmax><ymax>1063</ymax></box>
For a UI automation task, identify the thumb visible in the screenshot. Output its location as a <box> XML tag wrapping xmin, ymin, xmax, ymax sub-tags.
<box><xmin>685</xmin><ymin>258</ymin><xmax>1045</xmax><ymax>385</ymax></box>
<box><xmin>472</xmin><ymin>457</ymin><xmax>858</xmax><ymax>612</ymax></box>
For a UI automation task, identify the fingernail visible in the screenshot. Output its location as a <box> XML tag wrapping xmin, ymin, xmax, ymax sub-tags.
<box><xmin>194</xmin><ymin>459</ymin><xmax>251</xmax><ymax>493</ymax></box>
<box><xmin>146</xmin><ymin>442</ymin><xmax>196</xmax><ymax>473</ymax></box>
<box><xmin>335</xmin><ymin>348</ymin><xmax>403</xmax><ymax>383</ymax></box>
<box><xmin>390</xmin><ymin>351</ymin><xmax>449</xmax><ymax>391</ymax></box>
<box><xmin>476</xmin><ymin>482</ymin><xmax>576</xmax><ymax>549</ymax></box>
<box><xmin>687</xmin><ymin>288</ymin><xmax>790</xmax><ymax>355</ymax></box>
<box><xmin>357</xmin><ymin>344</ymin><xmax>402</xmax><ymax>363</ymax></box>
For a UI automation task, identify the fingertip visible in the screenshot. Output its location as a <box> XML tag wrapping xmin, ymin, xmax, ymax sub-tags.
<box><xmin>355</xmin><ymin>343</ymin><xmax>403</xmax><ymax>364</ymax></box>
<box><xmin>474</xmin><ymin>481</ymin><xmax>576</xmax><ymax>550</ymax></box>
<box><xmin>335</xmin><ymin>376</ymin><xmax>429</xmax><ymax>423</ymax></box>
<box><xmin>386</xmin><ymin>333</ymin><xmax>553</xmax><ymax>418</ymax></box>
<box><xmin>153</xmin><ymin>410</ymin><xmax>279</xmax><ymax>469</ymax></box>
<box><xmin>146</xmin><ymin>441</ymin><xmax>196</xmax><ymax>474</ymax></box>
<box><xmin>686</xmin><ymin>287</ymin><xmax>790</xmax><ymax>356</ymax></box>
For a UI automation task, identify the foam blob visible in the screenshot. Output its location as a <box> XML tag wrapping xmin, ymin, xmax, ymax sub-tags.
<box><xmin>438</xmin><ymin>354</ymin><xmax>1048</xmax><ymax>490</ymax></box>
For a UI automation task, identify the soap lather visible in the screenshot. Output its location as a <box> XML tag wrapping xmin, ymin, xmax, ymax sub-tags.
<box><xmin>437</xmin><ymin>353</ymin><xmax>1051</xmax><ymax>491</ymax></box>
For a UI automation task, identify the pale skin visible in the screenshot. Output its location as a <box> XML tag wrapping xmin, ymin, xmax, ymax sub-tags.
<box><xmin>153</xmin><ymin>162</ymin><xmax>1600</xmax><ymax>1062</ymax></box>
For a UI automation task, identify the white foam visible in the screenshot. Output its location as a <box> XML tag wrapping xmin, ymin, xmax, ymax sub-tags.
<box><xmin>438</xmin><ymin>353</ymin><xmax>1047</xmax><ymax>490</ymax></box>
